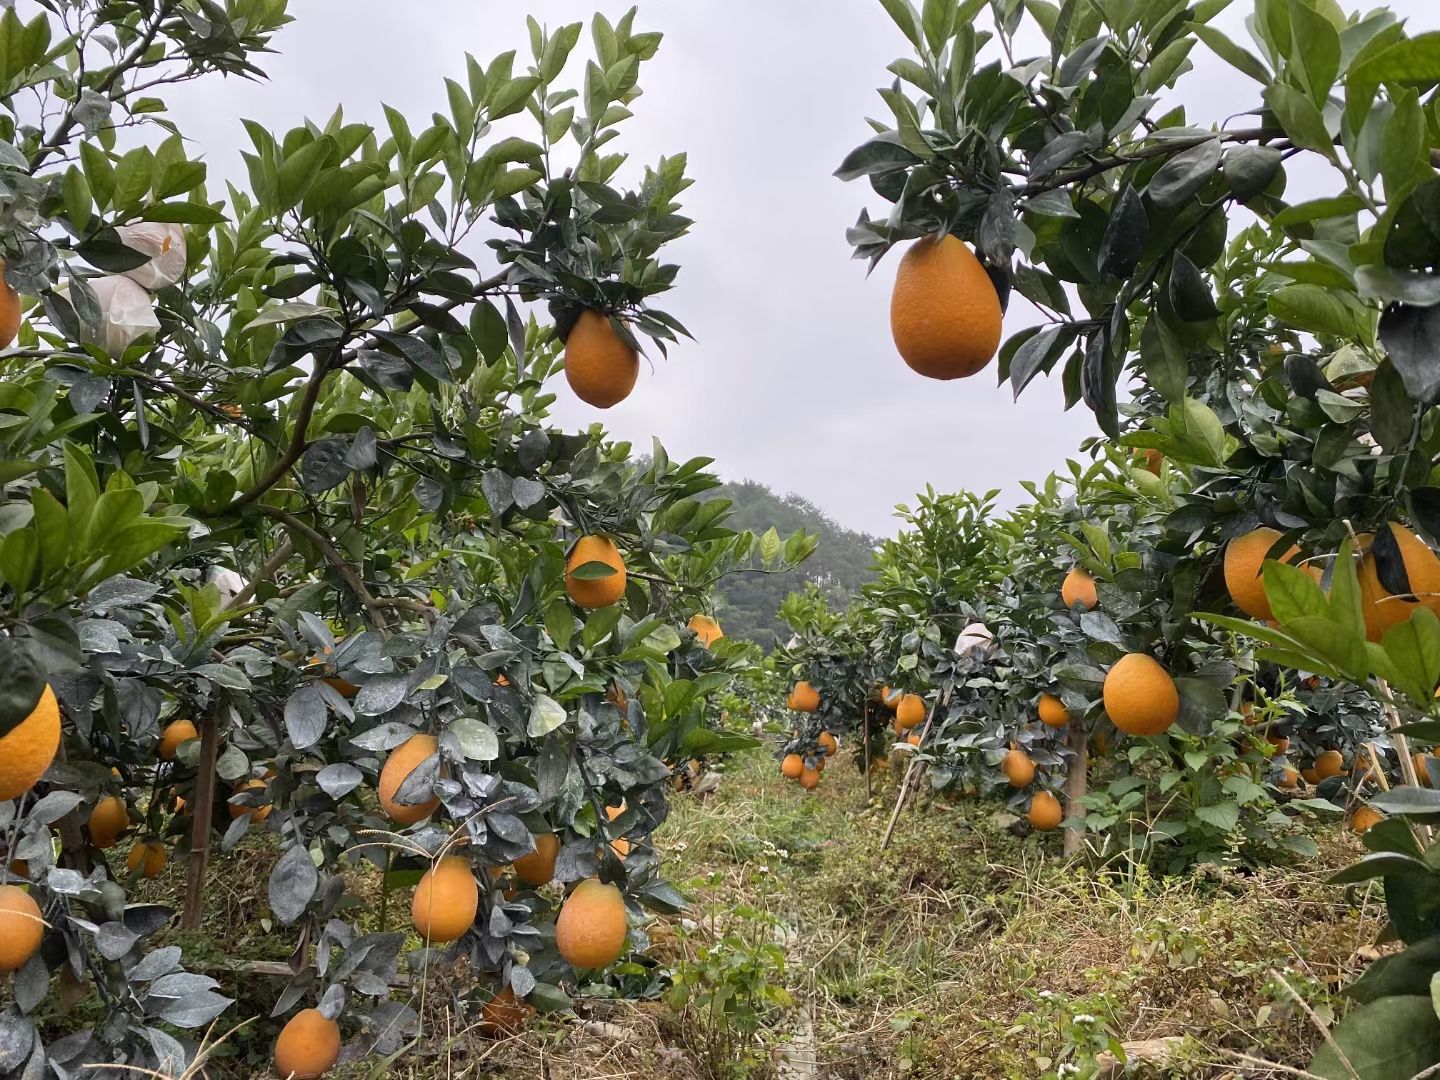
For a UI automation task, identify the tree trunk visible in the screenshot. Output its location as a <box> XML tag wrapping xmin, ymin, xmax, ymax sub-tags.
<box><xmin>1063</xmin><ymin>722</ymin><xmax>1088</xmax><ymax>858</ymax></box>
<box><xmin>182</xmin><ymin>715</ymin><xmax>220</xmax><ymax>930</ymax></box>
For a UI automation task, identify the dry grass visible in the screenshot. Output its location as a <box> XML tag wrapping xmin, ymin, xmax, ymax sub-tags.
<box><xmin>70</xmin><ymin>749</ymin><xmax>1387</xmax><ymax>1079</ymax></box>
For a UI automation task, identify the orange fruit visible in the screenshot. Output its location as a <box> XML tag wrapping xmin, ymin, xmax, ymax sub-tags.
<box><xmin>1061</xmin><ymin>567</ymin><xmax>1098</xmax><ymax>611</ymax></box>
<box><xmin>478</xmin><ymin>985</ymin><xmax>534</xmax><ymax>1037</ymax></box>
<box><xmin>1001</xmin><ymin>749</ymin><xmax>1035</xmax><ymax>788</ymax></box>
<box><xmin>513</xmin><ymin>833</ymin><xmax>560</xmax><ymax>887</ymax></box>
<box><xmin>817</xmin><ymin>731</ymin><xmax>838</xmax><ymax>756</ymax></box>
<box><xmin>1103</xmin><ymin>654</ymin><xmax>1179</xmax><ymax>737</ymax></box>
<box><xmin>1136</xmin><ymin>448</ymin><xmax>1163</xmax><ymax>475</ymax></box>
<box><xmin>0</xmin><ymin>684</ymin><xmax>61</xmax><ymax>801</ymax></box>
<box><xmin>309</xmin><ymin>645</ymin><xmax>359</xmax><ymax>698</ymax></box>
<box><xmin>605</xmin><ymin>803</ymin><xmax>630</xmax><ymax>859</ymax></box>
<box><xmin>411</xmin><ymin>855</ymin><xmax>479</xmax><ymax>943</ymax></box>
<box><xmin>1358</xmin><ymin>525</ymin><xmax>1440</xmax><ymax>642</ymax></box>
<box><xmin>126</xmin><ymin>840</ymin><xmax>166</xmax><ymax>879</ymax></box>
<box><xmin>1277</xmin><ymin>766</ymin><xmax>1299</xmax><ymax>789</ymax></box>
<box><xmin>0</xmin><ymin>885</ymin><xmax>43</xmax><ymax>972</ymax></box>
<box><xmin>1415</xmin><ymin>753</ymin><xmax>1432</xmax><ymax>787</ymax></box>
<box><xmin>1350</xmin><ymin>805</ymin><xmax>1384</xmax><ymax>834</ymax></box>
<box><xmin>879</xmin><ymin>686</ymin><xmax>901</xmax><ymax>711</ymax></box>
<box><xmin>158</xmin><ymin>718</ymin><xmax>198</xmax><ymax>761</ymax></box>
<box><xmin>565</xmin><ymin>535</ymin><xmax>627</xmax><ymax>609</ymax></box>
<box><xmin>1266</xmin><ymin>734</ymin><xmax>1291</xmax><ymax>754</ymax></box>
<box><xmin>228</xmin><ymin>779</ymin><xmax>272</xmax><ymax>822</ymax></box>
<box><xmin>556</xmin><ymin>878</ymin><xmax>628</xmax><ymax>969</ymax></box>
<box><xmin>1037</xmin><ymin>693</ymin><xmax>1069</xmax><ymax>728</ymax></box>
<box><xmin>1301</xmin><ymin>767</ymin><xmax>1321</xmax><ymax>785</ymax></box>
<box><xmin>0</xmin><ymin>260</ymin><xmax>21</xmax><ymax>350</ymax></box>
<box><xmin>787</xmin><ymin>681</ymin><xmax>820</xmax><ymax>712</ymax></box>
<box><xmin>1224</xmin><ymin>527</ymin><xmax>1314</xmax><ymax>622</ymax></box>
<box><xmin>88</xmin><ymin>796</ymin><xmax>128</xmax><ymax>848</ymax></box>
<box><xmin>799</xmin><ymin>766</ymin><xmax>820</xmax><ymax>790</ymax></box>
<box><xmin>896</xmin><ymin>693</ymin><xmax>925</xmax><ymax>729</ymax></box>
<box><xmin>273</xmin><ymin>1008</ymin><xmax>341</xmax><ymax>1079</ymax></box>
<box><xmin>905</xmin><ymin>733</ymin><xmax>921</xmax><ymax>747</ymax></box>
<box><xmin>378</xmin><ymin>733</ymin><xmax>441</xmax><ymax>825</ymax></box>
<box><xmin>564</xmin><ymin>310</ymin><xmax>639</xmax><ymax>408</ymax></box>
<box><xmin>889</xmin><ymin>234</ymin><xmax>1001</xmax><ymax>380</ymax></box>
<box><xmin>606</xmin><ymin>682</ymin><xmax>628</xmax><ymax>711</ymax></box>
<box><xmin>1027</xmin><ymin>790</ymin><xmax>1063</xmax><ymax>831</ymax></box>
<box><xmin>1315</xmin><ymin>750</ymin><xmax>1345</xmax><ymax>780</ymax></box>
<box><xmin>780</xmin><ymin>753</ymin><xmax>804</xmax><ymax>780</ymax></box>
<box><xmin>687</xmin><ymin>614</ymin><xmax>724</xmax><ymax>647</ymax></box>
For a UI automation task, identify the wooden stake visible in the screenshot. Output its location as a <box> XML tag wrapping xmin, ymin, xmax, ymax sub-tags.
<box><xmin>880</xmin><ymin>683</ymin><xmax>952</xmax><ymax>851</ymax></box>
<box><xmin>53</xmin><ymin>741</ymin><xmax>90</xmax><ymax>874</ymax></box>
<box><xmin>1063</xmin><ymin>722</ymin><xmax>1088</xmax><ymax>858</ymax></box>
<box><xmin>182</xmin><ymin>714</ymin><xmax>220</xmax><ymax>930</ymax></box>
<box><xmin>863</xmin><ymin>700</ymin><xmax>873</xmax><ymax>802</ymax></box>
<box><xmin>1377</xmin><ymin>678</ymin><xmax>1431</xmax><ymax>846</ymax></box>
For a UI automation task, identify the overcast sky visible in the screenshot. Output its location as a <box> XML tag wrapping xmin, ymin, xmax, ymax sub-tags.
<box><xmin>164</xmin><ymin>0</ymin><xmax>1436</xmax><ymax>536</ymax></box>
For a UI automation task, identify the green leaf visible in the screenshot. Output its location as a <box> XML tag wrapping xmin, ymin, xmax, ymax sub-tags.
<box><xmin>527</xmin><ymin>693</ymin><xmax>569</xmax><ymax>737</ymax></box>
<box><xmin>111</xmin><ymin>146</ymin><xmax>154</xmax><ymax>211</ymax></box>
<box><xmin>1264</xmin><ymin>561</ymin><xmax>1328</xmax><ymax>623</ymax></box>
<box><xmin>1193</xmin><ymin>24</ymin><xmax>1272</xmax><ymax>83</ymax></box>
<box><xmin>1264</xmin><ymin>83</ymin><xmax>1337</xmax><ymax>161</ymax></box>
<box><xmin>277</xmin><ymin>136</ymin><xmax>335</xmax><ymax>211</ymax></box>
<box><xmin>1268</xmin><ymin>283</ymin><xmax>1376</xmax><ymax>343</ymax></box>
<box><xmin>1380</xmin><ymin>608</ymin><xmax>1440</xmax><ymax>708</ymax></box>
<box><xmin>1289</xmin><ymin>0</ymin><xmax>1341</xmax><ymax>104</ymax></box>
<box><xmin>569</xmin><ymin>560</ymin><xmax>618</xmax><ymax>581</ymax></box>
<box><xmin>1309</xmin><ymin>996</ymin><xmax>1440</xmax><ymax>1079</ymax></box>
<box><xmin>1193</xmin><ymin>801</ymin><xmax>1239</xmax><ymax>832</ymax></box>
<box><xmin>877</xmin><ymin>0</ymin><xmax>923</xmax><ymax>49</ymax></box>
<box><xmin>0</xmin><ymin>639</ymin><xmax>44</xmax><ymax>740</ymax></box>
<box><xmin>1351</xmin><ymin>31</ymin><xmax>1440</xmax><ymax>88</ymax></box>
<box><xmin>1381</xmin><ymin>88</ymin><xmax>1427</xmax><ymax>203</ymax></box>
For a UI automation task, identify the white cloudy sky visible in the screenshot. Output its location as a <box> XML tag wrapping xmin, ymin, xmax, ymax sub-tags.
<box><xmin>164</xmin><ymin>0</ymin><xmax>1436</xmax><ymax>536</ymax></box>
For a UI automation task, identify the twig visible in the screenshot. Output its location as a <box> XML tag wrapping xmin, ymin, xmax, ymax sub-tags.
<box><xmin>880</xmin><ymin>682</ymin><xmax>953</xmax><ymax>851</ymax></box>
<box><xmin>1272</xmin><ymin>970</ymin><xmax>1361</xmax><ymax>1080</ymax></box>
<box><xmin>223</xmin><ymin>539</ymin><xmax>294</xmax><ymax>611</ymax></box>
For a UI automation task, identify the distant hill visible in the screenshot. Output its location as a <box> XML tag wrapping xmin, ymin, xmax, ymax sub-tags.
<box><xmin>706</xmin><ymin>479</ymin><xmax>881</xmax><ymax>649</ymax></box>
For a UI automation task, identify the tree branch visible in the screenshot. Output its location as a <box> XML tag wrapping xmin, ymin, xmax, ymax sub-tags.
<box><xmin>255</xmin><ymin>505</ymin><xmax>390</xmax><ymax>632</ymax></box>
<box><xmin>223</xmin><ymin>539</ymin><xmax>295</xmax><ymax>611</ymax></box>
<box><xmin>1016</xmin><ymin>127</ymin><xmax>1280</xmax><ymax>197</ymax></box>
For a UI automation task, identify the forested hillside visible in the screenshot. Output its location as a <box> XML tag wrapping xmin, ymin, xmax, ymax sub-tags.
<box><xmin>705</xmin><ymin>480</ymin><xmax>880</xmax><ymax>648</ymax></box>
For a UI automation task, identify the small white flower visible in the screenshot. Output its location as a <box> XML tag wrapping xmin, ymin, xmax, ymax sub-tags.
<box><xmin>1038</xmin><ymin>990</ymin><xmax>1054</xmax><ymax>999</ymax></box>
<box><xmin>1058</xmin><ymin>1064</ymin><xmax>1080</xmax><ymax>1078</ymax></box>
<box><xmin>1073</xmin><ymin>1014</ymin><xmax>1096</xmax><ymax>1026</ymax></box>
<box><xmin>116</xmin><ymin>222</ymin><xmax>187</xmax><ymax>290</ymax></box>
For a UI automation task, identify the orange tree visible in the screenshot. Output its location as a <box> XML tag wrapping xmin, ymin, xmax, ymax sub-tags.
<box><xmin>842</xmin><ymin>0</ymin><xmax>1440</xmax><ymax>1069</ymax></box>
<box><xmin>0</xmin><ymin>3</ymin><xmax>811</xmax><ymax>1074</ymax></box>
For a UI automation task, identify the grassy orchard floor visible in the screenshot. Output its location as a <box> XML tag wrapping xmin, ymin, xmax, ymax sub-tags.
<box><xmin>64</xmin><ymin>750</ymin><xmax>1386</xmax><ymax>1079</ymax></box>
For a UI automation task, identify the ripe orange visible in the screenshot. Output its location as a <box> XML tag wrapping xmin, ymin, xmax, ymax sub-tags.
<box><xmin>799</xmin><ymin>766</ymin><xmax>820</xmax><ymax>790</ymax></box>
<box><xmin>780</xmin><ymin>753</ymin><xmax>804</xmax><ymax>780</ymax></box>
<box><xmin>273</xmin><ymin>1008</ymin><xmax>342</xmax><ymax>1080</ymax></box>
<box><xmin>0</xmin><ymin>885</ymin><xmax>43</xmax><ymax>972</ymax></box>
<box><xmin>564</xmin><ymin>310</ymin><xmax>639</xmax><ymax>408</ymax></box>
<box><xmin>889</xmin><ymin>234</ymin><xmax>1001</xmax><ymax>380</ymax></box>
<box><xmin>309</xmin><ymin>645</ymin><xmax>359</xmax><ymax>698</ymax></box>
<box><xmin>905</xmin><ymin>733</ymin><xmax>921</xmax><ymax>747</ymax></box>
<box><xmin>1102</xmin><ymin>654</ymin><xmax>1179</xmax><ymax>737</ymax></box>
<box><xmin>0</xmin><ymin>260</ymin><xmax>20</xmax><ymax>350</ymax></box>
<box><xmin>513</xmin><ymin>833</ymin><xmax>560</xmax><ymax>887</ymax></box>
<box><xmin>1001</xmin><ymin>749</ymin><xmax>1035</xmax><ymax>788</ymax></box>
<box><xmin>688</xmin><ymin>614</ymin><xmax>724</xmax><ymax>647</ymax></box>
<box><xmin>1277</xmin><ymin>766</ymin><xmax>1299</xmax><ymax>790</ymax></box>
<box><xmin>1037</xmin><ymin>693</ymin><xmax>1069</xmax><ymax>728</ymax></box>
<box><xmin>1350</xmin><ymin>805</ymin><xmax>1384</xmax><ymax>834</ymax></box>
<box><xmin>478</xmin><ymin>985</ymin><xmax>534</xmax><ymax>1037</ymax></box>
<box><xmin>556</xmin><ymin>878</ymin><xmax>628</xmax><ymax>969</ymax></box>
<box><xmin>158</xmin><ymin>718</ymin><xmax>198</xmax><ymax>761</ymax></box>
<box><xmin>896</xmin><ymin>693</ymin><xmax>925</xmax><ymax>729</ymax></box>
<box><xmin>88</xmin><ymin>796</ymin><xmax>129</xmax><ymax>849</ymax></box>
<box><xmin>565</xmin><ymin>535</ymin><xmax>627</xmax><ymax>609</ymax></box>
<box><xmin>1301</xmin><ymin>767</ymin><xmax>1321</xmax><ymax>785</ymax></box>
<box><xmin>0</xmin><ymin>684</ymin><xmax>61</xmax><ymax>801</ymax></box>
<box><xmin>228</xmin><ymin>779</ymin><xmax>272</xmax><ymax>822</ymax></box>
<box><xmin>1136</xmin><ymin>448</ymin><xmax>1163</xmax><ymax>475</ymax></box>
<box><xmin>411</xmin><ymin>856</ymin><xmax>479</xmax><ymax>943</ymax></box>
<box><xmin>126</xmin><ymin>840</ymin><xmax>167</xmax><ymax>879</ymax></box>
<box><xmin>1266</xmin><ymin>734</ymin><xmax>1291</xmax><ymax>754</ymax></box>
<box><xmin>378</xmin><ymin>733</ymin><xmax>441</xmax><ymax>825</ymax></box>
<box><xmin>1315</xmin><ymin>750</ymin><xmax>1345</xmax><ymax>780</ymax></box>
<box><xmin>1415</xmin><ymin>753</ymin><xmax>1432</xmax><ymax>787</ymax></box>
<box><xmin>817</xmin><ymin>731</ymin><xmax>838</xmax><ymax>757</ymax></box>
<box><xmin>787</xmin><ymin>681</ymin><xmax>820</xmax><ymax>712</ymax></box>
<box><xmin>879</xmin><ymin>686</ymin><xmax>901</xmax><ymax>711</ymax></box>
<box><xmin>1061</xmin><ymin>567</ymin><xmax>1098</xmax><ymax>611</ymax></box>
<box><xmin>604</xmin><ymin>803</ymin><xmax>631</xmax><ymax>859</ymax></box>
<box><xmin>1027</xmin><ymin>790</ymin><xmax>1063</xmax><ymax>831</ymax></box>
<box><xmin>1358</xmin><ymin>525</ymin><xmax>1440</xmax><ymax>641</ymax></box>
<box><xmin>1224</xmin><ymin>527</ymin><xmax>1312</xmax><ymax>622</ymax></box>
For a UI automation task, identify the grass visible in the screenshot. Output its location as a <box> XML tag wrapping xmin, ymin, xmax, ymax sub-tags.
<box><xmin>71</xmin><ymin>746</ymin><xmax>1388</xmax><ymax>1078</ymax></box>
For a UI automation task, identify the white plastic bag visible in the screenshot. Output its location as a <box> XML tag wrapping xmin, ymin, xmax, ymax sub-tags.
<box><xmin>116</xmin><ymin>222</ymin><xmax>187</xmax><ymax>290</ymax></box>
<box><xmin>88</xmin><ymin>275</ymin><xmax>160</xmax><ymax>354</ymax></box>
